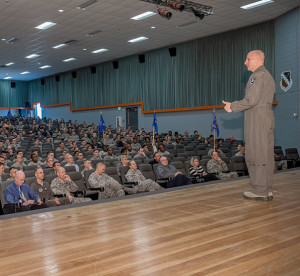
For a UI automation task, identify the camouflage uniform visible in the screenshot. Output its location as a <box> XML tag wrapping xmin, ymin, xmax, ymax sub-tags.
<box><xmin>125</xmin><ymin>169</ymin><xmax>162</xmax><ymax>194</ymax></box>
<box><xmin>11</xmin><ymin>162</ymin><xmax>26</xmax><ymax>171</ymax></box>
<box><xmin>50</xmin><ymin>177</ymin><xmax>91</xmax><ymax>204</ymax></box>
<box><xmin>88</xmin><ymin>172</ymin><xmax>125</xmax><ymax>199</ymax></box>
<box><xmin>207</xmin><ymin>159</ymin><xmax>238</xmax><ymax>180</ymax></box>
<box><xmin>31</xmin><ymin>180</ymin><xmax>70</xmax><ymax>207</ymax></box>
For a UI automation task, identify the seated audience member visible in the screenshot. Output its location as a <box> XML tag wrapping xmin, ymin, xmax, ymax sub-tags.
<box><xmin>184</xmin><ymin>131</ymin><xmax>190</xmax><ymax>138</ymax></box>
<box><xmin>149</xmin><ymin>152</ymin><xmax>161</xmax><ymax>167</ymax></box>
<box><xmin>43</xmin><ymin>158</ymin><xmax>54</xmax><ymax>169</ymax></box>
<box><xmin>208</xmin><ymin>135</ymin><xmax>214</xmax><ymax>144</ymax></box>
<box><xmin>76</xmin><ymin>151</ymin><xmax>85</xmax><ymax>161</ymax></box>
<box><xmin>0</xmin><ymin>162</ymin><xmax>5</xmax><ymax>182</ymax></box>
<box><xmin>157</xmin><ymin>156</ymin><xmax>192</xmax><ymax>188</ymax></box>
<box><xmin>46</xmin><ymin>151</ymin><xmax>58</xmax><ymax>162</ymax></box>
<box><xmin>208</xmin><ymin>144</ymin><xmax>226</xmax><ymax>158</ymax></box>
<box><xmin>27</xmin><ymin>153</ymin><xmax>43</xmax><ymax>167</ymax></box>
<box><xmin>91</xmin><ymin>139</ymin><xmax>101</xmax><ymax>149</ymax></box>
<box><xmin>124</xmin><ymin>160</ymin><xmax>163</xmax><ymax>194</ymax></box>
<box><xmin>197</xmin><ymin>135</ymin><xmax>205</xmax><ymax>143</ymax></box>
<box><xmin>118</xmin><ymin>147</ymin><xmax>130</xmax><ymax>160</ymax></box>
<box><xmin>4</xmin><ymin>171</ymin><xmax>47</xmax><ymax>212</ymax></box>
<box><xmin>81</xmin><ymin>160</ymin><xmax>93</xmax><ymax>177</ymax></box>
<box><xmin>55</xmin><ymin>141</ymin><xmax>67</xmax><ymax>153</ymax></box>
<box><xmin>31</xmin><ymin>168</ymin><xmax>70</xmax><ymax>207</ymax></box>
<box><xmin>104</xmin><ymin>147</ymin><xmax>115</xmax><ymax>160</ymax></box>
<box><xmin>189</xmin><ymin>157</ymin><xmax>218</xmax><ymax>182</ymax></box>
<box><xmin>133</xmin><ymin>148</ymin><xmax>146</xmax><ymax>159</ymax></box>
<box><xmin>234</xmin><ymin>145</ymin><xmax>245</xmax><ymax>157</ymax></box>
<box><xmin>11</xmin><ymin>154</ymin><xmax>26</xmax><ymax>171</ymax></box>
<box><xmin>217</xmin><ymin>138</ymin><xmax>224</xmax><ymax>146</ymax></box>
<box><xmin>6</xmin><ymin>146</ymin><xmax>14</xmax><ymax>158</ymax></box>
<box><xmin>49</xmin><ymin>161</ymin><xmax>61</xmax><ymax>176</ymax></box>
<box><xmin>90</xmin><ymin>149</ymin><xmax>101</xmax><ymax>161</ymax></box>
<box><xmin>0</xmin><ymin>155</ymin><xmax>9</xmax><ymax>168</ymax></box>
<box><xmin>64</xmin><ymin>153</ymin><xmax>80</xmax><ymax>172</ymax></box>
<box><xmin>207</xmin><ymin>151</ymin><xmax>238</xmax><ymax>180</ymax></box>
<box><xmin>99</xmin><ymin>145</ymin><xmax>108</xmax><ymax>157</ymax></box>
<box><xmin>158</xmin><ymin>144</ymin><xmax>170</xmax><ymax>156</ymax></box>
<box><xmin>228</xmin><ymin>136</ymin><xmax>236</xmax><ymax>143</ymax></box>
<box><xmin>142</xmin><ymin>144</ymin><xmax>149</xmax><ymax>153</ymax></box>
<box><xmin>274</xmin><ymin>153</ymin><xmax>287</xmax><ymax>171</ymax></box>
<box><xmin>131</xmin><ymin>137</ymin><xmax>141</xmax><ymax>152</ymax></box>
<box><xmin>88</xmin><ymin>162</ymin><xmax>125</xmax><ymax>199</ymax></box>
<box><xmin>51</xmin><ymin>167</ymin><xmax>91</xmax><ymax>204</ymax></box>
<box><xmin>116</xmin><ymin>156</ymin><xmax>129</xmax><ymax>176</ymax></box>
<box><xmin>7</xmin><ymin>167</ymin><xmax>18</xmax><ymax>181</ymax></box>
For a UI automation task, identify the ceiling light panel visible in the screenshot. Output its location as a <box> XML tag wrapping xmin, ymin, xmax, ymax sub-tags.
<box><xmin>26</xmin><ymin>54</ymin><xmax>40</xmax><ymax>59</ymax></box>
<box><xmin>91</xmin><ymin>49</ymin><xmax>108</xmax><ymax>54</ymax></box>
<box><xmin>35</xmin><ymin>22</ymin><xmax>56</xmax><ymax>30</ymax></box>
<box><xmin>4</xmin><ymin>77</ymin><xmax>12</xmax><ymax>79</ymax></box>
<box><xmin>63</xmin><ymin>58</ymin><xmax>77</xmax><ymax>62</ymax></box>
<box><xmin>39</xmin><ymin>65</ymin><xmax>52</xmax><ymax>69</ymax></box>
<box><xmin>131</xmin><ymin>11</ymin><xmax>156</xmax><ymax>20</ymax></box>
<box><xmin>20</xmin><ymin>71</ymin><xmax>30</xmax><ymax>74</ymax></box>
<box><xmin>128</xmin><ymin>37</ymin><xmax>148</xmax><ymax>43</ymax></box>
<box><xmin>241</xmin><ymin>0</ymin><xmax>274</xmax><ymax>10</ymax></box>
<box><xmin>5</xmin><ymin>62</ymin><xmax>15</xmax><ymax>66</ymax></box>
<box><xmin>52</xmin><ymin>44</ymin><xmax>67</xmax><ymax>49</ymax></box>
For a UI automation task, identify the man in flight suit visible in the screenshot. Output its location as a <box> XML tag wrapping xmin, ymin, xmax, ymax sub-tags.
<box><xmin>223</xmin><ymin>50</ymin><xmax>275</xmax><ymax>201</ymax></box>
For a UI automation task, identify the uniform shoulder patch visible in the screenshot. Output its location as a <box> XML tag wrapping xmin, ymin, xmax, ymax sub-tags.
<box><xmin>250</xmin><ymin>78</ymin><xmax>256</xmax><ymax>85</ymax></box>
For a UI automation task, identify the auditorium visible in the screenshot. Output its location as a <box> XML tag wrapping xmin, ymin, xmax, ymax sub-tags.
<box><xmin>0</xmin><ymin>0</ymin><xmax>299</xmax><ymax>275</ymax></box>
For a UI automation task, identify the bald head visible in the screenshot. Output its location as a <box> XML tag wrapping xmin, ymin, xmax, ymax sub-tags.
<box><xmin>245</xmin><ymin>50</ymin><xmax>265</xmax><ymax>72</ymax></box>
<box><xmin>15</xmin><ymin>171</ymin><xmax>25</xmax><ymax>187</ymax></box>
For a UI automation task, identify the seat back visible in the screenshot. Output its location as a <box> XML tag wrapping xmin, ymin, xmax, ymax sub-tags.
<box><xmin>0</xmin><ymin>180</ymin><xmax>14</xmax><ymax>207</ymax></box>
<box><xmin>67</xmin><ymin>171</ymin><xmax>86</xmax><ymax>192</ymax></box>
<box><xmin>120</xmin><ymin>166</ymin><xmax>130</xmax><ymax>184</ymax></box>
<box><xmin>231</xmin><ymin>156</ymin><xmax>248</xmax><ymax>175</ymax></box>
<box><xmin>170</xmin><ymin>161</ymin><xmax>187</xmax><ymax>175</ymax></box>
<box><xmin>138</xmin><ymin>164</ymin><xmax>155</xmax><ymax>181</ymax></box>
<box><xmin>285</xmin><ymin>148</ymin><xmax>299</xmax><ymax>160</ymax></box>
<box><xmin>105</xmin><ymin>167</ymin><xmax>121</xmax><ymax>183</ymax></box>
<box><xmin>83</xmin><ymin>169</ymin><xmax>95</xmax><ymax>189</ymax></box>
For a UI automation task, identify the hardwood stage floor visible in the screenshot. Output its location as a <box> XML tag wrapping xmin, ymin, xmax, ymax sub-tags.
<box><xmin>0</xmin><ymin>170</ymin><xmax>300</xmax><ymax>276</ymax></box>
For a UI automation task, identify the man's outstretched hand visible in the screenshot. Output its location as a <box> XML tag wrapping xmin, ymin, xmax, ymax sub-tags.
<box><xmin>222</xmin><ymin>100</ymin><xmax>232</xmax><ymax>113</ymax></box>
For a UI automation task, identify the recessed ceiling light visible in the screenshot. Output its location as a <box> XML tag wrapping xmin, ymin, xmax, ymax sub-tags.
<box><xmin>83</xmin><ymin>48</ymin><xmax>87</xmax><ymax>51</ymax></box>
<box><xmin>241</xmin><ymin>0</ymin><xmax>274</xmax><ymax>9</ymax></box>
<box><xmin>63</xmin><ymin>58</ymin><xmax>77</xmax><ymax>62</ymax></box>
<box><xmin>91</xmin><ymin>49</ymin><xmax>108</xmax><ymax>54</ymax></box>
<box><xmin>39</xmin><ymin>65</ymin><xmax>52</xmax><ymax>69</ymax></box>
<box><xmin>58</xmin><ymin>9</ymin><xmax>64</xmax><ymax>13</ymax></box>
<box><xmin>26</xmin><ymin>54</ymin><xmax>40</xmax><ymax>59</ymax></box>
<box><xmin>20</xmin><ymin>71</ymin><xmax>30</xmax><ymax>75</ymax></box>
<box><xmin>151</xmin><ymin>26</ymin><xmax>156</xmax><ymax>29</ymax></box>
<box><xmin>35</xmin><ymin>22</ymin><xmax>56</xmax><ymax>30</ymax></box>
<box><xmin>4</xmin><ymin>77</ymin><xmax>12</xmax><ymax>79</ymax></box>
<box><xmin>52</xmin><ymin>44</ymin><xmax>67</xmax><ymax>49</ymax></box>
<box><xmin>5</xmin><ymin>62</ymin><xmax>14</xmax><ymax>66</ymax></box>
<box><xmin>128</xmin><ymin>36</ymin><xmax>148</xmax><ymax>43</ymax></box>
<box><xmin>2</xmin><ymin>38</ymin><xmax>6</xmax><ymax>41</ymax></box>
<box><xmin>131</xmin><ymin>11</ymin><xmax>156</xmax><ymax>20</ymax></box>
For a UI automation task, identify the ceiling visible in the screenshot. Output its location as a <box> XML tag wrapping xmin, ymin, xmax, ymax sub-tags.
<box><xmin>0</xmin><ymin>0</ymin><xmax>299</xmax><ymax>81</ymax></box>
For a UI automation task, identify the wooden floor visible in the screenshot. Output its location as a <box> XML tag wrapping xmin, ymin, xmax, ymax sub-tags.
<box><xmin>1</xmin><ymin>170</ymin><xmax>300</xmax><ymax>276</ymax></box>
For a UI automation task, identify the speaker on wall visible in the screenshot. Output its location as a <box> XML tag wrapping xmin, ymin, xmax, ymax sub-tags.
<box><xmin>41</xmin><ymin>79</ymin><xmax>45</xmax><ymax>85</ymax></box>
<box><xmin>168</xmin><ymin>47</ymin><xmax>176</xmax><ymax>57</ymax></box>
<box><xmin>55</xmin><ymin>75</ymin><xmax>60</xmax><ymax>82</ymax></box>
<box><xmin>71</xmin><ymin>71</ymin><xmax>77</xmax><ymax>78</ymax></box>
<box><xmin>91</xmin><ymin>66</ymin><xmax>96</xmax><ymax>74</ymax></box>
<box><xmin>112</xmin><ymin>61</ymin><xmax>118</xmax><ymax>69</ymax></box>
<box><xmin>11</xmin><ymin>82</ymin><xmax>16</xmax><ymax>88</ymax></box>
<box><xmin>138</xmin><ymin>54</ymin><xmax>145</xmax><ymax>63</ymax></box>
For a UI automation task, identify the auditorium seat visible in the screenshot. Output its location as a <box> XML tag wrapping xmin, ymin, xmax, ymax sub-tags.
<box><xmin>138</xmin><ymin>164</ymin><xmax>156</xmax><ymax>181</ymax></box>
<box><xmin>170</xmin><ymin>161</ymin><xmax>187</xmax><ymax>175</ymax></box>
<box><xmin>231</xmin><ymin>156</ymin><xmax>248</xmax><ymax>176</ymax></box>
<box><xmin>285</xmin><ymin>148</ymin><xmax>300</xmax><ymax>168</ymax></box>
<box><xmin>105</xmin><ymin>167</ymin><xmax>121</xmax><ymax>183</ymax></box>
